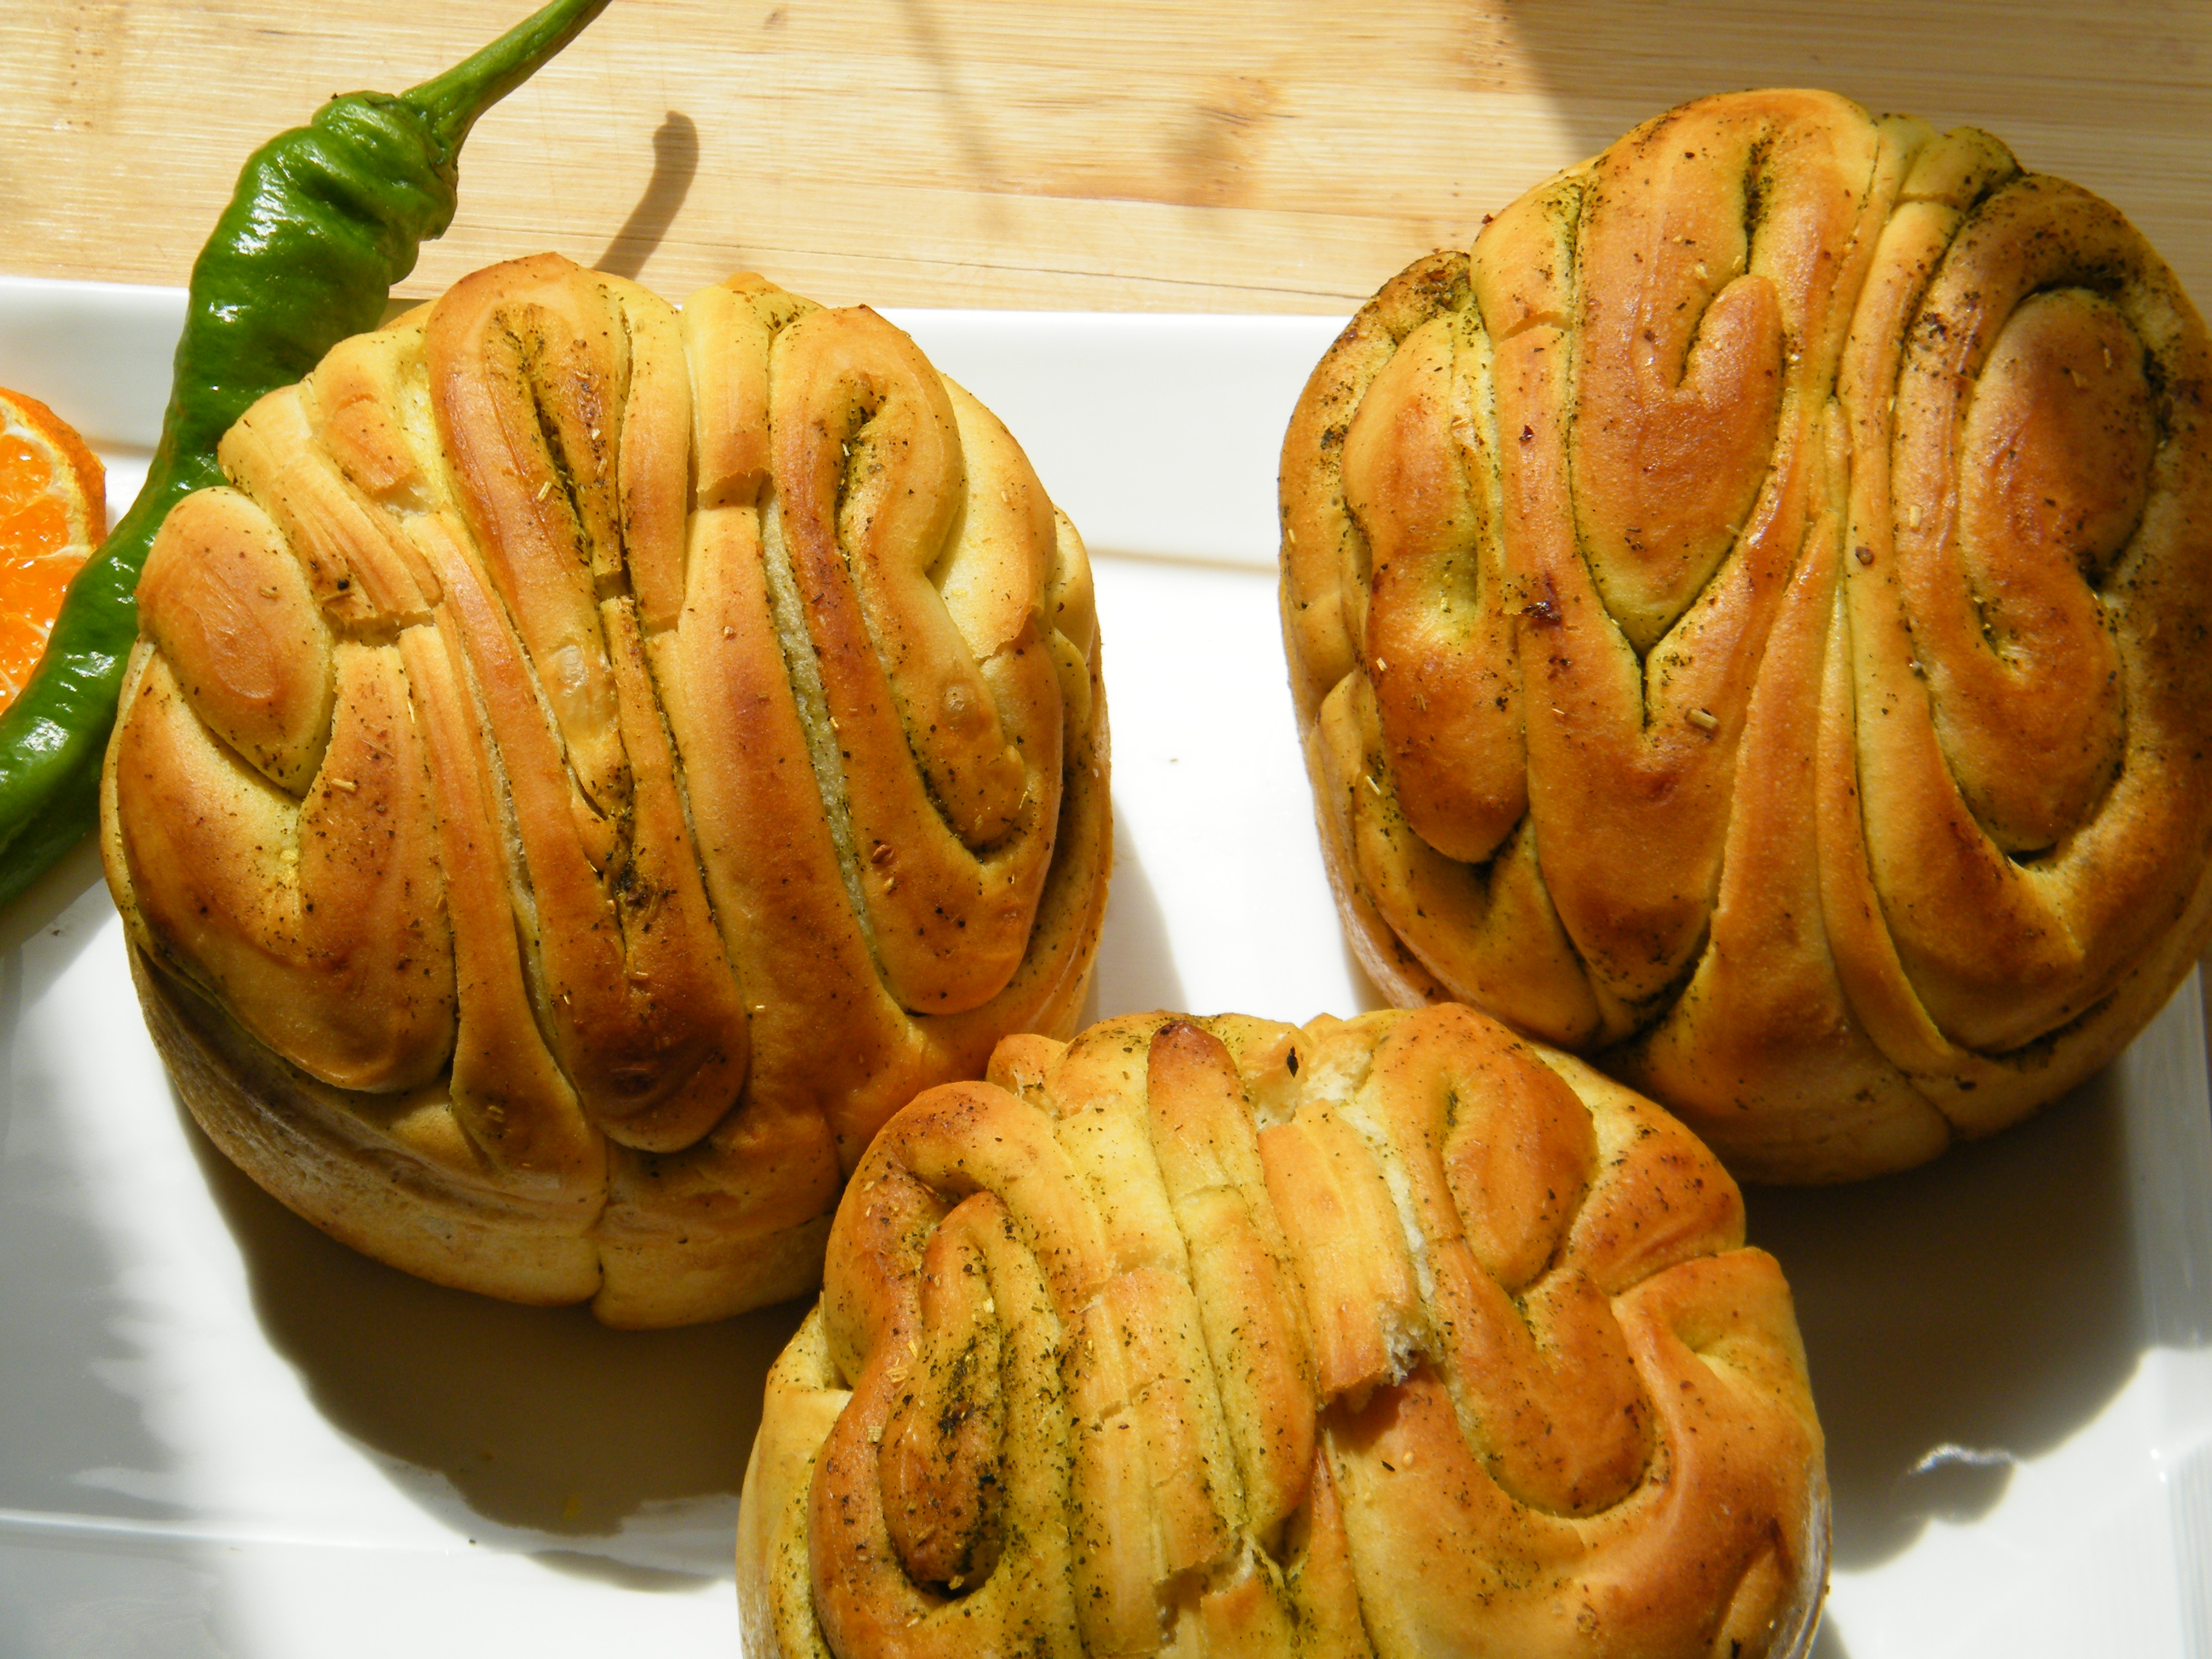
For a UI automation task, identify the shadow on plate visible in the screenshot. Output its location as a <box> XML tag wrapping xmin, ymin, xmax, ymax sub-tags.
<box><xmin>178</xmin><ymin>1099</ymin><xmax>807</xmax><ymax>1583</ymax></box>
<box><xmin>164</xmin><ymin>803</ymin><xmax>1179</xmax><ymax>1583</ymax></box>
<box><xmin>1745</xmin><ymin>1066</ymin><xmax>2142</xmax><ymax>1570</ymax></box>
<box><xmin>0</xmin><ymin>834</ymin><xmax>108</xmax><ymax>979</ymax></box>
<box><xmin>1086</xmin><ymin>801</ymin><xmax>1188</xmax><ymax>1021</ymax></box>
<box><xmin>1336</xmin><ymin>935</ymin><xmax>1396</xmax><ymax>1017</ymax></box>
<box><xmin>0</xmin><ymin>849</ymin><xmax>194</xmax><ymax>1533</ymax></box>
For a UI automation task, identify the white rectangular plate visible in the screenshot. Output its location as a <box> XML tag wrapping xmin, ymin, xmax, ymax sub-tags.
<box><xmin>1</xmin><ymin>277</ymin><xmax>2208</xmax><ymax>1659</ymax></box>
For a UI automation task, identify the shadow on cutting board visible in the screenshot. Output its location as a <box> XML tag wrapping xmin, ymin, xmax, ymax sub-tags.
<box><xmin>1494</xmin><ymin>1</ymin><xmax>2212</xmax><ymax>301</ymax></box>
<box><xmin>1745</xmin><ymin>1065</ymin><xmax>2142</xmax><ymax>1570</ymax></box>
<box><xmin>179</xmin><ymin>1102</ymin><xmax>807</xmax><ymax>1585</ymax></box>
<box><xmin>1499</xmin><ymin>1</ymin><xmax>2212</xmax><ymax>158</ymax></box>
<box><xmin>593</xmin><ymin>113</ymin><xmax>700</xmax><ymax>283</ymax></box>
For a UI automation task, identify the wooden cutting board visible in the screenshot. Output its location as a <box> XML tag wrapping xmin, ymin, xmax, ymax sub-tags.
<box><xmin>4</xmin><ymin>0</ymin><xmax>2208</xmax><ymax>315</ymax></box>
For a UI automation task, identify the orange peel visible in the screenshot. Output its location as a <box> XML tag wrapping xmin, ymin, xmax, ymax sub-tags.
<box><xmin>0</xmin><ymin>389</ymin><xmax>106</xmax><ymax>714</ymax></box>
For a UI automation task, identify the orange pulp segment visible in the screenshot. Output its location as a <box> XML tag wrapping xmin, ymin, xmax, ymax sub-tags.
<box><xmin>0</xmin><ymin>388</ymin><xmax>106</xmax><ymax>715</ymax></box>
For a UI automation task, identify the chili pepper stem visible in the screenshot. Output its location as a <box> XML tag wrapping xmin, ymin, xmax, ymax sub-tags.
<box><xmin>405</xmin><ymin>0</ymin><xmax>615</xmax><ymax>156</ymax></box>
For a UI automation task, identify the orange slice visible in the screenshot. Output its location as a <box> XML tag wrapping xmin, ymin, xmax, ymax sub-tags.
<box><xmin>0</xmin><ymin>388</ymin><xmax>106</xmax><ymax>716</ymax></box>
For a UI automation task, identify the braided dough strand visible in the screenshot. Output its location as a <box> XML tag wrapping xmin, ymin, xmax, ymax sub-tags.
<box><xmin>744</xmin><ymin>1006</ymin><xmax>1825</xmax><ymax>1659</ymax></box>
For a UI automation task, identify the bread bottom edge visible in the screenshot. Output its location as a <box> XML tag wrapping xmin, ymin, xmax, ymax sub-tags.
<box><xmin>133</xmin><ymin>945</ymin><xmax>831</xmax><ymax>1326</ymax></box>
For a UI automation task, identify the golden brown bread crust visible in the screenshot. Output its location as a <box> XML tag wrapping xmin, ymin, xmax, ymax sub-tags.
<box><xmin>101</xmin><ymin>254</ymin><xmax>1110</xmax><ymax>1326</ymax></box>
<box><xmin>1279</xmin><ymin>89</ymin><xmax>2212</xmax><ymax>1181</ymax></box>
<box><xmin>739</xmin><ymin>1005</ymin><xmax>1827</xmax><ymax>1659</ymax></box>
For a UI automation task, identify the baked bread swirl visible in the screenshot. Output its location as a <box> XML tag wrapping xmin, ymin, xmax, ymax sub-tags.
<box><xmin>739</xmin><ymin>1005</ymin><xmax>1826</xmax><ymax>1659</ymax></box>
<box><xmin>1281</xmin><ymin>89</ymin><xmax>2212</xmax><ymax>1181</ymax></box>
<box><xmin>99</xmin><ymin>253</ymin><xmax>1110</xmax><ymax>1327</ymax></box>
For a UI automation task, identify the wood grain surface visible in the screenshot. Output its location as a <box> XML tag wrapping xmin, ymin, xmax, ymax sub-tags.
<box><xmin>3</xmin><ymin>0</ymin><xmax>2208</xmax><ymax>315</ymax></box>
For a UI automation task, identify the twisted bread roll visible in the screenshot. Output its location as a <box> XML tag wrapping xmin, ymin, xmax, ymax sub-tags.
<box><xmin>99</xmin><ymin>254</ymin><xmax>1109</xmax><ymax>1326</ymax></box>
<box><xmin>740</xmin><ymin>1006</ymin><xmax>1826</xmax><ymax>1659</ymax></box>
<box><xmin>1281</xmin><ymin>89</ymin><xmax>2212</xmax><ymax>1181</ymax></box>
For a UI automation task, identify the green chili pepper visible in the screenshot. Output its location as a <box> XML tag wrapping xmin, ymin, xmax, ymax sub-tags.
<box><xmin>0</xmin><ymin>0</ymin><xmax>611</xmax><ymax>908</ymax></box>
